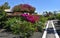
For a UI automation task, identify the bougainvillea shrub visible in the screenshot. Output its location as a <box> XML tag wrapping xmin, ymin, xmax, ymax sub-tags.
<box><xmin>12</xmin><ymin>4</ymin><xmax>35</xmax><ymax>13</ymax></box>
<box><xmin>21</xmin><ymin>13</ymin><xmax>40</xmax><ymax>23</ymax></box>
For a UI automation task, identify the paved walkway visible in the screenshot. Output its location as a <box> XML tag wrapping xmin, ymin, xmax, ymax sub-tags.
<box><xmin>46</xmin><ymin>21</ymin><xmax>55</xmax><ymax>38</ymax></box>
<box><xmin>42</xmin><ymin>20</ymin><xmax>59</xmax><ymax>38</ymax></box>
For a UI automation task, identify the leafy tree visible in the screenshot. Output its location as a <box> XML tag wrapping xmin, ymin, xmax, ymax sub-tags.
<box><xmin>54</xmin><ymin>11</ymin><xmax>57</xmax><ymax>15</ymax></box>
<box><xmin>43</xmin><ymin>11</ymin><xmax>49</xmax><ymax>17</ymax></box>
<box><xmin>0</xmin><ymin>8</ymin><xmax>7</xmax><ymax>28</ymax></box>
<box><xmin>12</xmin><ymin>4</ymin><xmax>35</xmax><ymax>14</ymax></box>
<box><xmin>53</xmin><ymin>11</ymin><xmax>57</xmax><ymax>19</ymax></box>
<box><xmin>49</xmin><ymin>11</ymin><xmax>53</xmax><ymax>15</ymax></box>
<box><xmin>56</xmin><ymin>13</ymin><xmax>60</xmax><ymax>20</ymax></box>
<box><xmin>0</xmin><ymin>2</ymin><xmax>10</xmax><ymax>10</ymax></box>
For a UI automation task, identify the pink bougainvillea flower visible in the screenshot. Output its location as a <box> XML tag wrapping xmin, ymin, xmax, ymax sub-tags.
<box><xmin>21</xmin><ymin>13</ymin><xmax>40</xmax><ymax>23</ymax></box>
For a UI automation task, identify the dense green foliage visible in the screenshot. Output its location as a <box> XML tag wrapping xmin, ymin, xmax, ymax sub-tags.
<box><xmin>4</xmin><ymin>17</ymin><xmax>44</xmax><ymax>38</ymax></box>
<box><xmin>0</xmin><ymin>2</ymin><xmax>10</xmax><ymax>28</ymax></box>
<box><xmin>56</xmin><ymin>13</ymin><xmax>60</xmax><ymax>20</ymax></box>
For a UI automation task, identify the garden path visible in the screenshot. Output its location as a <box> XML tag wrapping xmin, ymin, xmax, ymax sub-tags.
<box><xmin>46</xmin><ymin>21</ymin><xmax>55</xmax><ymax>38</ymax></box>
<box><xmin>42</xmin><ymin>20</ymin><xmax>59</xmax><ymax>38</ymax></box>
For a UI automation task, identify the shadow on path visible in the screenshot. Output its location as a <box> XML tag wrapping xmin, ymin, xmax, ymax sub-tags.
<box><xmin>47</xmin><ymin>28</ymin><xmax>55</xmax><ymax>34</ymax></box>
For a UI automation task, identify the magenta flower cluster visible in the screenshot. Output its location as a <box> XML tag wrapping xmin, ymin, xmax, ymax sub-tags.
<box><xmin>21</xmin><ymin>13</ymin><xmax>40</xmax><ymax>23</ymax></box>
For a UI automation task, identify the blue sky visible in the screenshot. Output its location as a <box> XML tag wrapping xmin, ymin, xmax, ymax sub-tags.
<box><xmin>0</xmin><ymin>0</ymin><xmax>60</xmax><ymax>14</ymax></box>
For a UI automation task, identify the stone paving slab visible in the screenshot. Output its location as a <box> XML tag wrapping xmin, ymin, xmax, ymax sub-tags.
<box><xmin>29</xmin><ymin>32</ymin><xmax>43</xmax><ymax>38</ymax></box>
<box><xmin>0</xmin><ymin>31</ymin><xmax>43</xmax><ymax>38</ymax></box>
